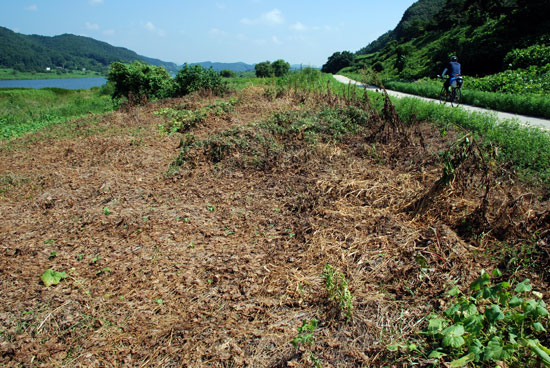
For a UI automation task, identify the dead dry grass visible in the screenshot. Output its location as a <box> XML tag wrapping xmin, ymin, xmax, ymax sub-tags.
<box><xmin>0</xmin><ymin>86</ymin><xmax>548</xmax><ymax>367</ymax></box>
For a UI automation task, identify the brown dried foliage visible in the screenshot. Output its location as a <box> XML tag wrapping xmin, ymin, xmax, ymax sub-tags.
<box><xmin>0</xmin><ymin>86</ymin><xmax>548</xmax><ymax>367</ymax></box>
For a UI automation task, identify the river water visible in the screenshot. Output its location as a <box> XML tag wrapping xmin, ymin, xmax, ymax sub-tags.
<box><xmin>0</xmin><ymin>77</ymin><xmax>107</xmax><ymax>90</ymax></box>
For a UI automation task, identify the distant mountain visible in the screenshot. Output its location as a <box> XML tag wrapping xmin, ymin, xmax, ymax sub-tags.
<box><xmin>189</xmin><ymin>62</ymin><xmax>317</xmax><ymax>73</ymax></box>
<box><xmin>190</xmin><ymin>61</ymin><xmax>254</xmax><ymax>73</ymax></box>
<box><xmin>0</xmin><ymin>26</ymin><xmax>179</xmax><ymax>74</ymax></box>
<box><xmin>349</xmin><ymin>0</ymin><xmax>550</xmax><ymax>79</ymax></box>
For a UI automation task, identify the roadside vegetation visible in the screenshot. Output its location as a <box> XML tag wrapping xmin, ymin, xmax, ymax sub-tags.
<box><xmin>341</xmin><ymin>42</ymin><xmax>550</xmax><ymax>119</ymax></box>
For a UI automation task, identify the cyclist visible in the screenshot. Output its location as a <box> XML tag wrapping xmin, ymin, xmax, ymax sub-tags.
<box><xmin>441</xmin><ymin>56</ymin><xmax>461</xmax><ymax>94</ymax></box>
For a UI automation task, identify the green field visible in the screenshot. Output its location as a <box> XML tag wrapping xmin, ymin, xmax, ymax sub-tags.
<box><xmin>0</xmin><ymin>67</ymin><xmax>104</xmax><ymax>80</ymax></box>
<box><xmin>0</xmin><ymin>86</ymin><xmax>114</xmax><ymax>140</ymax></box>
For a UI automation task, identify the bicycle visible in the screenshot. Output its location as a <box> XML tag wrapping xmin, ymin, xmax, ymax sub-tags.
<box><xmin>438</xmin><ymin>75</ymin><xmax>463</xmax><ymax>107</ymax></box>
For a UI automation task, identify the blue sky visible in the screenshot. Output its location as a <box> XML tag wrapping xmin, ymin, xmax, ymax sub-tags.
<box><xmin>0</xmin><ymin>0</ymin><xmax>417</xmax><ymax>67</ymax></box>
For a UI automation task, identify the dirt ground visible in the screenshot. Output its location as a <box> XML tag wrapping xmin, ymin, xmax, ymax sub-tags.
<box><xmin>1</xmin><ymin>86</ymin><xmax>549</xmax><ymax>367</ymax></box>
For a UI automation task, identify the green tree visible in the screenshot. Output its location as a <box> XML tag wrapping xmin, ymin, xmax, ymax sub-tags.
<box><xmin>219</xmin><ymin>69</ymin><xmax>236</xmax><ymax>78</ymax></box>
<box><xmin>255</xmin><ymin>61</ymin><xmax>274</xmax><ymax>77</ymax></box>
<box><xmin>272</xmin><ymin>59</ymin><xmax>290</xmax><ymax>77</ymax></box>
<box><xmin>107</xmin><ymin>61</ymin><xmax>172</xmax><ymax>103</ymax></box>
<box><xmin>321</xmin><ymin>51</ymin><xmax>355</xmax><ymax>74</ymax></box>
<box><xmin>173</xmin><ymin>64</ymin><xmax>227</xmax><ymax>96</ymax></box>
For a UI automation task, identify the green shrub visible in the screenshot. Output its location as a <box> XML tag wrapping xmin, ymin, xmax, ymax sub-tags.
<box><xmin>219</xmin><ymin>69</ymin><xmax>236</xmax><ymax>78</ymax></box>
<box><xmin>107</xmin><ymin>61</ymin><xmax>173</xmax><ymax>103</ymax></box>
<box><xmin>173</xmin><ymin>64</ymin><xmax>227</xmax><ymax>96</ymax></box>
<box><xmin>504</xmin><ymin>44</ymin><xmax>550</xmax><ymax>69</ymax></box>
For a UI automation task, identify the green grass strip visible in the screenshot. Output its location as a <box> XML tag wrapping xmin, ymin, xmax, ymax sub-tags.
<box><xmin>0</xmin><ymin>87</ymin><xmax>114</xmax><ymax>140</ymax></box>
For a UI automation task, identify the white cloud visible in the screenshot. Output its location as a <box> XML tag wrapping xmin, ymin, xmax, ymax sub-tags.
<box><xmin>103</xmin><ymin>29</ymin><xmax>115</xmax><ymax>35</ymax></box>
<box><xmin>290</xmin><ymin>22</ymin><xmax>307</xmax><ymax>32</ymax></box>
<box><xmin>89</xmin><ymin>0</ymin><xmax>103</xmax><ymax>5</ymax></box>
<box><xmin>85</xmin><ymin>22</ymin><xmax>99</xmax><ymax>31</ymax></box>
<box><xmin>241</xmin><ymin>9</ymin><xmax>284</xmax><ymax>26</ymax></box>
<box><xmin>209</xmin><ymin>28</ymin><xmax>228</xmax><ymax>38</ymax></box>
<box><xmin>144</xmin><ymin>21</ymin><xmax>166</xmax><ymax>37</ymax></box>
<box><xmin>24</xmin><ymin>4</ymin><xmax>38</xmax><ymax>11</ymax></box>
<box><xmin>216</xmin><ymin>2</ymin><xmax>226</xmax><ymax>10</ymax></box>
<box><xmin>271</xmin><ymin>36</ymin><xmax>282</xmax><ymax>45</ymax></box>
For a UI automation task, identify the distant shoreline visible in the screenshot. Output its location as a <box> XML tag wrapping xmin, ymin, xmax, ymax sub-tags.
<box><xmin>0</xmin><ymin>68</ymin><xmax>106</xmax><ymax>81</ymax></box>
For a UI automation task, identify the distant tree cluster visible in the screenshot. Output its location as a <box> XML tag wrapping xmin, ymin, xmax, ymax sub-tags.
<box><xmin>107</xmin><ymin>61</ymin><xmax>227</xmax><ymax>104</ymax></box>
<box><xmin>254</xmin><ymin>59</ymin><xmax>291</xmax><ymax>77</ymax></box>
<box><xmin>321</xmin><ymin>51</ymin><xmax>356</xmax><ymax>74</ymax></box>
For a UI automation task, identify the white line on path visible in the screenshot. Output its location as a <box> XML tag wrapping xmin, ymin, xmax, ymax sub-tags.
<box><xmin>333</xmin><ymin>75</ymin><xmax>550</xmax><ymax>131</ymax></box>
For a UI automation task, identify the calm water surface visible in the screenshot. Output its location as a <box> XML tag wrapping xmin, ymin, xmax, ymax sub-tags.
<box><xmin>0</xmin><ymin>77</ymin><xmax>107</xmax><ymax>90</ymax></box>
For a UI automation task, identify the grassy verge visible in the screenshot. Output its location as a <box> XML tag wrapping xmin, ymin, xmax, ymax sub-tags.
<box><xmin>0</xmin><ymin>68</ymin><xmax>104</xmax><ymax>80</ymax></box>
<box><xmin>284</xmin><ymin>71</ymin><xmax>550</xmax><ymax>184</ymax></box>
<box><xmin>383</xmin><ymin>79</ymin><xmax>550</xmax><ymax>119</ymax></box>
<box><xmin>0</xmin><ymin>87</ymin><xmax>114</xmax><ymax>140</ymax></box>
<box><xmin>342</xmin><ymin>72</ymin><xmax>550</xmax><ymax>119</ymax></box>
<box><xmin>390</xmin><ymin>96</ymin><xmax>550</xmax><ymax>183</ymax></box>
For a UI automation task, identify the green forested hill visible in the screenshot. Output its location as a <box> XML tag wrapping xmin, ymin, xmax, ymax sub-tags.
<box><xmin>0</xmin><ymin>26</ymin><xmax>179</xmax><ymax>74</ymax></box>
<box><xmin>348</xmin><ymin>0</ymin><xmax>550</xmax><ymax>79</ymax></box>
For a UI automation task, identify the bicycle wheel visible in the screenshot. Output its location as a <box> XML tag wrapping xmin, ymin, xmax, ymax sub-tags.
<box><xmin>452</xmin><ymin>88</ymin><xmax>462</xmax><ymax>106</ymax></box>
<box><xmin>439</xmin><ymin>87</ymin><xmax>448</xmax><ymax>104</ymax></box>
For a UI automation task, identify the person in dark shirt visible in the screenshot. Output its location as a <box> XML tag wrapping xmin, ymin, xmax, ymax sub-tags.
<box><xmin>441</xmin><ymin>56</ymin><xmax>461</xmax><ymax>94</ymax></box>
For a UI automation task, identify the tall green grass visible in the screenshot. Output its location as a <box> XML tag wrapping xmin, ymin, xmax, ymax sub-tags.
<box><xmin>0</xmin><ymin>87</ymin><xmax>114</xmax><ymax>140</ymax></box>
<box><xmin>279</xmin><ymin>70</ymin><xmax>550</xmax><ymax>183</ymax></box>
<box><xmin>381</xmin><ymin>79</ymin><xmax>550</xmax><ymax>119</ymax></box>
<box><xmin>392</xmin><ymin>96</ymin><xmax>550</xmax><ymax>182</ymax></box>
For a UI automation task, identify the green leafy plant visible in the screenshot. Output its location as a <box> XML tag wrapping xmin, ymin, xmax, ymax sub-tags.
<box><xmin>323</xmin><ymin>264</ymin><xmax>353</xmax><ymax>322</ymax></box>
<box><xmin>291</xmin><ymin>318</ymin><xmax>318</xmax><ymax>348</ymax></box>
<box><xmin>291</xmin><ymin>319</ymin><xmax>323</xmax><ymax>367</ymax></box>
<box><xmin>420</xmin><ymin>269</ymin><xmax>550</xmax><ymax>367</ymax></box>
<box><xmin>41</xmin><ymin>269</ymin><xmax>67</xmax><ymax>287</ymax></box>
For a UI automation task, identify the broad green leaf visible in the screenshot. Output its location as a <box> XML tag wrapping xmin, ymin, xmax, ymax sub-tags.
<box><xmin>469</xmin><ymin>339</ymin><xmax>484</xmax><ymax>361</ymax></box>
<box><xmin>483</xmin><ymin>336</ymin><xmax>510</xmax><ymax>361</ymax></box>
<box><xmin>498</xmin><ymin>291</ymin><xmax>511</xmax><ymax>305</ymax></box>
<box><xmin>41</xmin><ymin>269</ymin><xmax>67</xmax><ymax>287</ymax></box>
<box><xmin>445</xmin><ymin>303</ymin><xmax>461</xmax><ymax>319</ymax></box>
<box><xmin>526</xmin><ymin>339</ymin><xmax>550</xmax><ymax>366</ymax></box>
<box><xmin>515</xmin><ymin>279</ymin><xmax>532</xmax><ymax>293</ymax></box>
<box><xmin>463</xmin><ymin>314</ymin><xmax>484</xmax><ymax>334</ymax></box>
<box><xmin>524</xmin><ymin>299</ymin><xmax>537</xmax><ymax>314</ymax></box>
<box><xmin>449</xmin><ymin>353</ymin><xmax>475</xmax><ymax>367</ymax></box>
<box><xmin>509</xmin><ymin>295</ymin><xmax>523</xmax><ymax>307</ymax></box>
<box><xmin>427</xmin><ymin>317</ymin><xmax>448</xmax><ymax>334</ymax></box>
<box><xmin>470</xmin><ymin>272</ymin><xmax>491</xmax><ymax>291</ymax></box>
<box><xmin>533</xmin><ymin>322</ymin><xmax>547</xmax><ymax>332</ymax></box>
<box><xmin>442</xmin><ymin>325</ymin><xmax>465</xmax><ymax>348</ymax></box>
<box><xmin>536</xmin><ymin>300</ymin><xmax>549</xmax><ymax>317</ymax></box>
<box><xmin>533</xmin><ymin>291</ymin><xmax>543</xmax><ymax>299</ymax></box>
<box><xmin>485</xmin><ymin>305</ymin><xmax>505</xmax><ymax>323</ymax></box>
<box><xmin>511</xmin><ymin>312</ymin><xmax>526</xmax><ymax>323</ymax></box>
<box><xmin>448</xmin><ymin>286</ymin><xmax>460</xmax><ymax>296</ymax></box>
<box><xmin>462</xmin><ymin>303</ymin><xmax>478</xmax><ymax>318</ymax></box>
<box><xmin>482</xmin><ymin>286</ymin><xmax>496</xmax><ymax>299</ymax></box>
<box><xmin>428</xmin><ymin>350</ymin><xmax>446</xmax><ymax>359</ymax></box>
<box><xmin>492</xmin><ymin>268</ymin><xmax>502</xmax><ymax>277</ymax></box>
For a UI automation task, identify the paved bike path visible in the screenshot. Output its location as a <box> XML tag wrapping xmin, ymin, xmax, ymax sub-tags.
<box><xmin>333</xmin><ymin>75</ymin><xmax>550</xmax><ymax>131</ymax></box>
